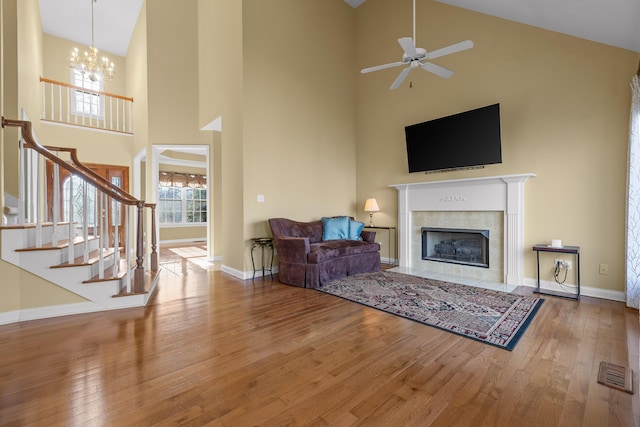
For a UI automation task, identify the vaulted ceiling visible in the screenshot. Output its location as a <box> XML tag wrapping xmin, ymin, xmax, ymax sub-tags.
<box><xmin>40</xmin><ymin>0</ymin><xmax>640</xmax><ymax>58</ymax></box>
<box><xmin>346</xmin><ymin>0</ymin><xmax>640</xmax><ymax>53</ymax></box>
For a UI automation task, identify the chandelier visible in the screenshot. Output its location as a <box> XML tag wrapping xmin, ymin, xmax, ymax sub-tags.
<box><xmin>69</xmin><ymin>0</ymin><xmax>114</xmax><ymax>82</ymax></box>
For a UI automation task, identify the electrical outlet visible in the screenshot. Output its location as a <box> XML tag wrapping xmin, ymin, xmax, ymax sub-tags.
<box><xmin>599</xmin><ymin>263</ymin><xmax>609</xmax><ymax>275</ymax></box>
<box><xmin>554</xmin><ymin>258</ymin><xmax>572</xmax><ymax>270</ymax></box>
<box><xmin>257</xmin><ymin>194</ymin><xmax>265</xmax><ymax>203</ymax></box>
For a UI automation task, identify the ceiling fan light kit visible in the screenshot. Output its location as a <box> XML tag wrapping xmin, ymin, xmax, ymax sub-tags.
<box><xmin>361</xmin><ymin>0</ymin><xmax>473</xmax><ymax>89</ymax></box>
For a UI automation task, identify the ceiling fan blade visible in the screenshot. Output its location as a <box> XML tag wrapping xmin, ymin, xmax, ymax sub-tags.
<box><xmin>398</xmin><ymin>37</ymin><xmax>418</xmax><ymax>57</ymax></box>
<box><xmin>427</xmin><ymin>40</ymin><xmax>474</xmax><ymax>60</ymax></box>
<box><xmin>421</xmin><ymin>62</ymin><xmax>455</xmax><ymax>79</ymax></box>
<box><xmin>361</xmin><ymin>61</ymin><xmax>405</xmax><ymax>74</ymax></box>
<box><xmin>390</xmin><ymin>66</ymin><xmax>413</xmax><ymax>90</ymax></box>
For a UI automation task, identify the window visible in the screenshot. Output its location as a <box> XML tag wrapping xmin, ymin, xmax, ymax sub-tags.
<box><xmin>158</xmin><ymin>186</ymin><xmax>207</xmax><ymax>225</ymax></box>
<box><xmin>62</xmin><ymin>175</ymin><xmax>97</xmax><ymax>226</ymax></box>
<box><xmin>71</xmin><ymin>69</ymin><xmax>104</xmax><ymax>118</ymax></box>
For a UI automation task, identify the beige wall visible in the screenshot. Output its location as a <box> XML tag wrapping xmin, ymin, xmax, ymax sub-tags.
<box><xmin>145</xmin><ymin>0</ymin><xmax>215</xmax><ymax>260</ymax></box>
<box><xmin>197</xmin><ymin>0</ymin><xmax>244</xmax><ymax>270</ymax></box>
<box><xmin>42</xmin><ymin>33</ymin><xmax>126</xmax><ymax>95</ymax></box>
<box><xmin>355</xmin><ymin>1</ymin><xmax>639</xmax><ymax>292</ymax></box>
<box><xmin>126</xmin><ymin>0</ymin><xmax>149</xmax><ymax>160</ymax></box>
<box><xmin>1</xmin><ymin>0</ymin><xmax>89</xmax><ymax>314</ymax></box>
<box><xmin>196</xmin><ymin>0</ymin><xmax>358</xmax><ymax>272</ymax></box>
<box><xmin>38</xmin><ymin>34</ymin><xmax>133</xmax><ymax>168</ymax></box>
<box><xmin>160</xmin><ymin>226</ymin><xmax>206</xmax><ymax>242</ymax></box>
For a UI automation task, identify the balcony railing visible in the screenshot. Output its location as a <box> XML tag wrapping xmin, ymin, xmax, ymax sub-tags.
<box><xmin>40</xmin><ymin>77</ymin><xmax>134</xmax><ymax>135</ymax></box>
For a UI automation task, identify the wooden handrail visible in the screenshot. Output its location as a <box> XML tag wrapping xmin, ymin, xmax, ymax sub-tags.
<box><xmin>1</xmin><ymin>117</ymin><xmax>137</xmax><ymax>207</ymax></box>
<box><xmin>40</xmin><ymin>76</ymin><xmax>134</xmax><ymax>103</ymax></box>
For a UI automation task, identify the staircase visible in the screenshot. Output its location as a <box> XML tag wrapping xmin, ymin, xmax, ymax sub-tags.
<box><xmin>1</xmin><ymin>117</ymin><xmax>160</xmax><ymax>317</ymax></box>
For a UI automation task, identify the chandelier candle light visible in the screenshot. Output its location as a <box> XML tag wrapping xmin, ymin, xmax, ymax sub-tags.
<box><xmin>70</xmin><ymin>0</ymin><xmax>115</xmax><ymax>82</ymax></box>
<box><xmin>364</xmin><ymin>198</ymin><xmax>380</xmax><ymax>227</ymax></box>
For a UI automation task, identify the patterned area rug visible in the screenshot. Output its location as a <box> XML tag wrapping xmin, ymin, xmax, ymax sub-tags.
<box><xmin>319</xmin><ymin>271</ymin><xmax>543</xmax><ymax>351</ymax></box>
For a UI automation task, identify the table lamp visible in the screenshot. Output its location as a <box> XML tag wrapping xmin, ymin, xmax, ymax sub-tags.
<box><xmin>364</xmin><ymin>198</ymin><xmax>380</xmax><ymax>227</ymax></box>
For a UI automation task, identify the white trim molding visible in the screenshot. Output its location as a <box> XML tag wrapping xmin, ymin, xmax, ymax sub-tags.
<box><xmin>391</xmin><ymin>173</ymin><xmax>535</xmax><ymax>286</ymax></box>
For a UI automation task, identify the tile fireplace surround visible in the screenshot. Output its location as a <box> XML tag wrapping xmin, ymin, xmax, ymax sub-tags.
<box><xmin>391</xmin><ymin>174</ymin><xmax>535</xmax><ymax>286</ymax></box>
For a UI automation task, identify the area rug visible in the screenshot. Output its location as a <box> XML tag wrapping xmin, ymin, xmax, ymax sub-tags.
<box><xmin>319</xmin><ymin>271</ymin><xmax>543</xmax><ymax>351</ymax></box>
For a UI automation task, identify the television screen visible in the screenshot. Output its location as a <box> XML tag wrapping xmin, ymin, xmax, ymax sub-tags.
<box><xmin>405</xmin><ymin>103</ymin><xmax>502</xmax><ymax>173</ymax></box>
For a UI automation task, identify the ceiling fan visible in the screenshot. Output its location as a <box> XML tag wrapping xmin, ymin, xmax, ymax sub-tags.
<box><xmin>361</xmin><ymin>0</ymin><xmax>473</xmax><ymax>90</ymax></box>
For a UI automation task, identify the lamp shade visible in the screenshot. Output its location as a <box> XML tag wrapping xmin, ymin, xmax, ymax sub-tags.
<box><xmin>364</xmin><ymin>198</ymin><xmax>380</xmax><ymax>212</ymax></box>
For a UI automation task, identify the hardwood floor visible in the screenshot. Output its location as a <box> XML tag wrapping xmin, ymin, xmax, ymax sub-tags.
<box><xmin>0</xmin><ymin>268</ymin><xmax>638</xmax><ymax>426</ymax></box>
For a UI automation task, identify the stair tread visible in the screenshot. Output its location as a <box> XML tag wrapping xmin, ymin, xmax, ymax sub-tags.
<box><xmin>16</xmin><ymin>235</ymin><xmax>98</xmax><ymax>252</ymax></box>
<box><xmin>50</xmin><ymin>247</ymin><xmax>118</xmax><ymax>268</ymax></box>
<box><xmin>113</xmin><ymin>268</ymin><xmax>161</xmax><ymax>297</ymax></box>
<box><xmin>83</xmin><ymin>259</ymin><xmax>134</xmax><ymax>283</ymax></box>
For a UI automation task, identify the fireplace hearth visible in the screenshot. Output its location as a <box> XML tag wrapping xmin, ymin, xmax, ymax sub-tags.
<box><xmin>422</xmin><ymin>227</ymin><xmax>489</xmax><ymax>268</ymax></box>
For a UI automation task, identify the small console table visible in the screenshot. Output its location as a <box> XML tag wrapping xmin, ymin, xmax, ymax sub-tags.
<box><xmin>364</xmin><ymin>226</ymin><xmax>397</xmax><ymax>266</ymax></box>
<box><xmin>250</xmin><ymin>237</ymin><xmax>274</xmax><ymax>280</ymax></box>
<box><xmin>532</xmin><ymin>244</ymin><xmax>580</xmax><ymax>300</ymax></box>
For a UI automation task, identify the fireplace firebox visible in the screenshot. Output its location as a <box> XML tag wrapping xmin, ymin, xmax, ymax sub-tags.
<box><xmin>422</xmin><ymin>227</ymin><xmax>489</xmax><ymax>268</ymax></box>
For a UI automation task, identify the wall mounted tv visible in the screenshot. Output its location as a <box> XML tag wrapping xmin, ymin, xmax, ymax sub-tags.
<box><xmin>405</xmin><ymin>103</ymin><xmax>502</xmax><ymax>173</ymax></box>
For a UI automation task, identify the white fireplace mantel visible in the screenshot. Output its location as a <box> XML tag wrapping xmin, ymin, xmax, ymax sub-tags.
<box><xmin>390</xmin><ymin>173</ymin><xmax>535</xmax><ymax>285</ymax></box>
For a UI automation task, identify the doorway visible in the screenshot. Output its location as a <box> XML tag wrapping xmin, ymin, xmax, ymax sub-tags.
<box><xmin>46</xmin><ymin>161</ymin><xmax>129</xmax><ymax>244</ymax></box>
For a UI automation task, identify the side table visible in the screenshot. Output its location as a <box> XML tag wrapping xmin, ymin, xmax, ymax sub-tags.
<box><xmin>364</xmin><ymin>226</ymin><xmax>397</xmax><ymax>266</ymax></box>
<box><xmin>250</xmin><ymin>237</ymin><xmax>274</xmax><ymax>280</ymax></box>
<box><xmin>532</xmin><ymin>244</ymin><xmax>580</xmax><ymax>300</ymax></box>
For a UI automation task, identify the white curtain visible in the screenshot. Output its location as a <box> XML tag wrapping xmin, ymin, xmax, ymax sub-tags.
<box><xmin>626</xmin><ymin>72</ymin><xmax>640</xmax><ymax>309</ymax></box>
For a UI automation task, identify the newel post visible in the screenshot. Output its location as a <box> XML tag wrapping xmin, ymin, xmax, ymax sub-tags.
<box><xmin>147</xmin><ymin>203</ymin><xmax>158</xmax><ymax>271</ymax></box>
<box><xmin>134</xmin><ymin>200</ymin><xmax>145</xmax><ymax>291</ymax></box>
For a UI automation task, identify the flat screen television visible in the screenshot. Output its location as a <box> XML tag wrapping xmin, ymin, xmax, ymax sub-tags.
<box><xmin>405</xmin><ymin>103</ymin><xmax>502</xmax><ymax>173</ymax></box>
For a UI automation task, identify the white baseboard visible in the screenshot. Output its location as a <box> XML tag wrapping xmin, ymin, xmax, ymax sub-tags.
<box><xmin>0</xmin><ymin>310</ymin><xmax>19</xmax><ymax>325</ymax></box>
<box><xmin>0</xmin><ymin>302</ymin><xmax>105</xmax><ymax>325</ymax></box>
<box><xmin>522</xmin><ymin>277</ymin><xmax>625</xmax><ymax>302</ymax></box>
<box><xmin>221</xmin><ymin>265</ymin><xmax>279</xmax><ymax>280</ymax></box>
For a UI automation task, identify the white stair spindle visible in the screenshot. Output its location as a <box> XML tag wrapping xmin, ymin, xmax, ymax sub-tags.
<box><xmin>109</xmin><ymin>96</ymin><xmax>113</xmax><ymax>131</ymax></box>
<box><xmin>58</xmin><ymin>84</ymin><xmax>62</xmax><ymax>122</ymax></box>
<box><xmin>52</xmin><ymin>163</ymin><xmax>60</xmax><ymax>246</ymax></box>
<box><xmin>67</xmin><ymin>176</ymin><xmax>75</xmax><ymax>264</ymax></box>
<box><xmin>35</xmin><ymin>154</ymin><xmax>43</xmax><ymax>247</ymax></box>
<box><xmin>113</xmin><ymin>199</ymin><xmax>120</xmax><ymax>277</ymax></box>
<box><xmin>67</xmin><ymin>87</ymin><xmax>70</xmax><ymax>124</ymax></box>
<box><xmin>125</xmin><ymin>205</ymin><xmax>131</xmax><ymax>293</ymax></box>
<box><xmin>50</xmin><ymin>84</ymin><xmax>54</xmax><ymax>120</ymax></box>
<box><xmin>18</xmin><ymin>138</ymin><xmax>25</xmax><ymax>226</ymax></box>
<box><xmin>83</xmin><ymin>181</ymin><xmax>89</xmax><ymax>263</ymax></box>
<box><xmin>98</xmin><ymin>191</ymin><xmax>104</xmax><ymax>279</ymax></box>
<box><xmin>41</xmin><ymin>81</ymin><xmax>46</xmax><ymax>119</ymax></box>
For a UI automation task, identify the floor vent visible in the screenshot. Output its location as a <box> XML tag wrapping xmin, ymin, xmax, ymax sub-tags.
<box><xmin>598</xmin><ymin>361</ymin><xmax>633</xmax><ymax>394</ymax></box>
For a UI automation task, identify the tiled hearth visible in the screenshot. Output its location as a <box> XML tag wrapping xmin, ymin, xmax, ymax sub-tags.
<box><xmin>391</xmin><ymin>174</ymin><xmax>535</xmax><ymax>287</ymax></box>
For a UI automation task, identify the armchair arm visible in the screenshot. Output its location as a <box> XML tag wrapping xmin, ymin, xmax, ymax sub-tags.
<box><xmin>360</xmin><ymin>230</ymin><xmax>376</xmax><ymax>243</ymax></box>
<box><xmin>273</xmin><ymin>237</ymin><xmax>310</xmax><ymax>264</ymax></box>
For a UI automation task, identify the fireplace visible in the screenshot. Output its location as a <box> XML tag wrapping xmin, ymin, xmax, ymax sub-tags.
<box><xmin>391</xmin><ymin>174</ymin><xmax>535</xmax><ymax>285</ymax></box>
<box><xmin>422</xmin><ymin>227</ymin><xmax>489</xmax><ymax>268</ymax></box>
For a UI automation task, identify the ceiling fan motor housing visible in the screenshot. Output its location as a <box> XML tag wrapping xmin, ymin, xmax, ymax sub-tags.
<box><xmin>402</xmin><ymin>47</ymin><xmax>427</xmax><ymax>62</ymax></box>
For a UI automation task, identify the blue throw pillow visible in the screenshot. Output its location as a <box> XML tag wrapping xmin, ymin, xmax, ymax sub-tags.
<box><xmin>348</xmin><ymin>219</ymin><xmax>364</xmax><ymax>241</ymax></box>
<box><xmin>322</xmin><ymin>216</ymin><xmax>350</xmax><ymax>241</ymax></box>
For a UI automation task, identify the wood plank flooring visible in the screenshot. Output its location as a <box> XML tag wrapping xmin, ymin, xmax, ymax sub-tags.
<box><xmin>0</xmin><ymin>268</ymin><xmax>638</xmax><ymax>426</ymax></box>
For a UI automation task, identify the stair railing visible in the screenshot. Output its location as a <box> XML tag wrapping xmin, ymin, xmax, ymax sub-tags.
<box><xmin>39</xmin><ymin>77</ymin><xmax>134</xmax><ymax>134</ymax></box>
<box><xmin>1</xmin><ymin>117</ymin><xmax>156</xmax><ymax>293</ymax></box>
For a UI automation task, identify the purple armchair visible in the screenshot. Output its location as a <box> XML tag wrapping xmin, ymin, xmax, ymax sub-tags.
<box><xmin>268</xmin><ymin>217</ymin><xmax>381</xmax><ymax>288</ymax></box>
